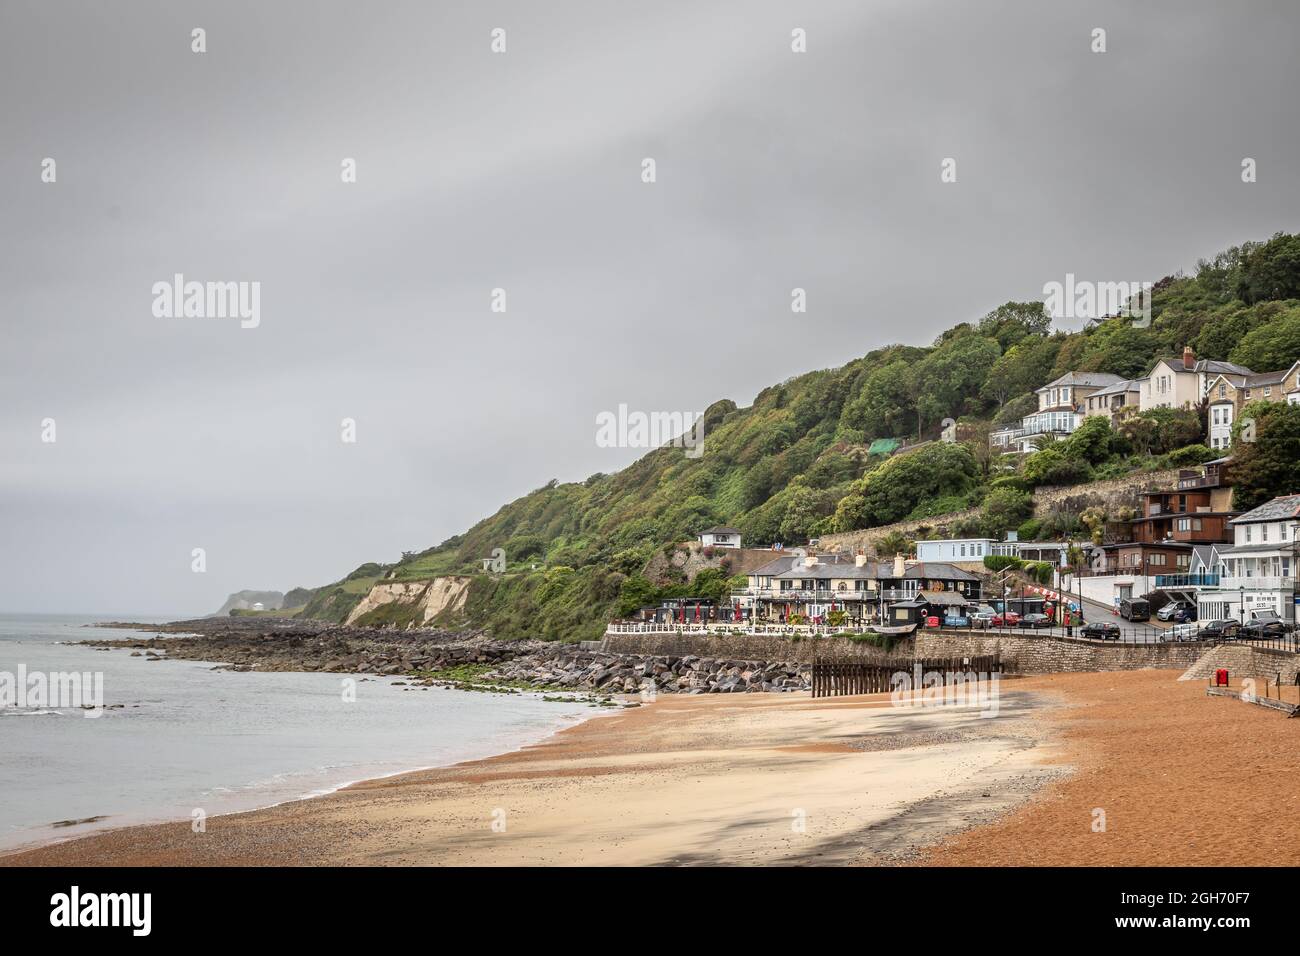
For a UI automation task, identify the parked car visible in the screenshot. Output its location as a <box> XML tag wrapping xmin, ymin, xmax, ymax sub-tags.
<box><xmin>1198</xmin><ymin>619</ymin><xmax>1241</xmax><ymax>641</ymax></box>
<box><xmin>1080</xmin><ymin>621</ymin><xmax>1121</xmax><ymax>641</ymax></box>
<box><xmin>943</xmin><ymin>613</ymin><xmax>971</xmax><ymax>628</ymax></box>
<box><xmin>991</xmin><ymin>610</ymin><xmax>1021</xmax><ymax>627</ymax></box>
<box><xmin>971</xmin><ymin>605</ymin><xmax>997</xmax><ymax>626</ymax></box>
<box><xmin>1169</xmin><ymin>621</ymin><xmax>1200</xmax><ymax>641</ymax></box>
<box><xmin>1120</xmin><ymin>598</ymin><xmax>1150</xmax><ymax>622</ymax></box>
<box><xmin>1242</xmin><ymin>611</ymin><xmax>1290</xmax><ymax>639</ymax></box>
<box><xmin>1018</xmin><ymin>613</ymin><xmax>1052</xmax><ymax>628</ymax></box>
<box><xmin>1156</xmin><ymin>600</ymin><xmax>1193</xmax><ymax>622</ymax></box>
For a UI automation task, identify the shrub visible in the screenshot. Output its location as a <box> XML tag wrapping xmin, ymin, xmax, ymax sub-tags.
<box><xmin>983</xmin><ymin>555</ymin><xmax>1023</xmax><ymax>572</ymax></box>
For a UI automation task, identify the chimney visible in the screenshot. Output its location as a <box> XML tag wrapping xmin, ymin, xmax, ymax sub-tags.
<box><xmin>893</xmin><ymin>553</ymin><xmax>906</xmax><ymax>578</ymax></box>
<box><xmin>855</xmin><ymin>549</ymin><xmax>867</xmax><ymax>568</ymax></box>
<box><xmin>1182</xmin><ymin>345</ymin><xmax>1195</xmax><ymax>370</ymax></box>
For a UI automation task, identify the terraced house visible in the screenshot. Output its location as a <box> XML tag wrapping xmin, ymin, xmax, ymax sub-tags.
<box><xmin>734</xmin><ymin>551</ymin><xmax>982</xmax><ymax>625</ymax></box>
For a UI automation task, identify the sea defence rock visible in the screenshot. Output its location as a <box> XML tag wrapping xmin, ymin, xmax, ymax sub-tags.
<box><xmin>486</xmin><ymin>650</ymin><xmax>812</xmax><ymax>694</ymax></box>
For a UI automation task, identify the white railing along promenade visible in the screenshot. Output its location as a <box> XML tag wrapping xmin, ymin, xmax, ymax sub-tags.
<box><xmin>606</xmin><ymin>622</ymin><xmax>881</xmax><ymax>637</ymax></box>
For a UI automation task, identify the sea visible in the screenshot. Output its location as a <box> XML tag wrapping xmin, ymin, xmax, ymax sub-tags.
<box><xmin>0</xmin><ymin>613</ymin><xmax>600</xmax><ymax>852</ymax></box>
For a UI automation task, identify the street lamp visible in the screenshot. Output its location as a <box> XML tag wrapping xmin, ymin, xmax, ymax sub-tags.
<box><xmin>1239</xmin><ymin>585</ymin><xmax>1245</xmax><ymax>626</ymax></box>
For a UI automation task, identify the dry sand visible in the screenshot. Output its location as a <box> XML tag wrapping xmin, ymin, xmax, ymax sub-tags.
<box><xmin>4</xmin><ymin>669</ymin><xmax>1295</xmax><ymax>866</ymax></box>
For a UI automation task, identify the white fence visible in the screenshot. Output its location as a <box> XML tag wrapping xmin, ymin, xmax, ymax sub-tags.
<box><xmin>606</xmin><ymin>622</ymin><xmax>879</xmax><ymax>638</ymax></box>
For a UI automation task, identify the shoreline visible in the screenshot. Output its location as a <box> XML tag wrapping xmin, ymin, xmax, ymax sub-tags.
<box><xmin>0</xmin><ymin>681</ymin><xmax>618</xmax><ymax>858</ymax></box>
<box><xmin>3</xmin><ymin>678</ymin><xmax>1064</xmax><ymax>866</ymax></box>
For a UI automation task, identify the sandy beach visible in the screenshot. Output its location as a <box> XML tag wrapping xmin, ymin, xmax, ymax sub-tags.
<box><xmin>4</xmin><ymin>668</ymin><xmax>1297</xmax><ymax>867</ymax></box>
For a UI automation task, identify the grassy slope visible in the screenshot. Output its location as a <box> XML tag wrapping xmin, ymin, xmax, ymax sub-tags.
<box><xmin>297</xmin><ymin>234</ymin><xmax>1300</xmax><ymax>640</ymax></box>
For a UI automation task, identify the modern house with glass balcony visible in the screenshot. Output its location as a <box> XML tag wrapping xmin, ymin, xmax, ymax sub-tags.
<box><xmin>989</xmin><ymin>371</ymin><xmax>1125</xmax><ymax>454</ymax></box>
<box><xmin>1194</xmin><ymin>495</ymin><xmax>1300</xmax><ymax>623</ymax></box>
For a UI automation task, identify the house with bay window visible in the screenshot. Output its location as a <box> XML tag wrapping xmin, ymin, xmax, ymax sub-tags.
<box><xmin>989</xmin><ymin>371</ymin><xmax>1124</xmax><ymax>454</ymax></box>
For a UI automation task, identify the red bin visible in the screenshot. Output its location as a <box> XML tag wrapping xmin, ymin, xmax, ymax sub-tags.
<box><xmin>1215</xmin><ymin>668</ymin><xmax>1229</xmax><ymax>687</ymax></box>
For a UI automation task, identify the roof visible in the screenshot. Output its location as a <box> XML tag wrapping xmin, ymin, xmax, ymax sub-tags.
<box><xmin>1241</xmin><ymin>370</ymin><xmax>1290</xmax><ymax>389</ymax></box>
<box><xmin>899</xmin><ymin>562</ymin><xmax>982</xmax><ymax>581</ymax></box>
<box><xmin>1197</xmin><ymin>359</ymin><xmax>1253</xmax><ymax>377</ymax></box>
<box><xmin>700</xmin><ymin>526</ymin><xmax>740</xmax><ymax>535</ymax></box>
<box><xmin>1101</xmin><ymin>540</ymin><xmax>1195</xmax><ymax>551</ymax></box>
<box><xmin>1230</xmin><ymin>495</ymin><xmax>1300</xmax><ymax>524</ymax></box>
<box><xmin>919</xmin><ymin>591</ymin><xmax>972</xmax><ymax>606</ymax></box>
<box><xmin>867</xmin><ymin>438</ymin><xmax>902</xmax><ymax>455</ymax></box>
<box><xmin>1089</xmin><ymin>378</ymin><xmax>1141</xmax><ymax>397</ymax></box>
<box><xmin>1218</xmin><ymin>543</ymin><xmax>1299</xmax><ymax>555</ymax></box>
<box><xmin>748</xmin><ymin>554</ymin><xmax>980</xmax><ymax>582</ymax></box>
<box><xmin>1038</xmin><ymin>372</ymin><xmax>1125</xmax><ymax>391</ymax></box>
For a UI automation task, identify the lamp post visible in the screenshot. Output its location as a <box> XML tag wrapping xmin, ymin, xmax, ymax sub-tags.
<box><xmin>1239</xmin><ymin>585</ymin><xmax>1245</xmax><ymax>627</ymax></box>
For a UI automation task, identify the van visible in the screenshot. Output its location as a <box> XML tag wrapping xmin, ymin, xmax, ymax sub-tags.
<box><xmin>1120</xmin><ymin>598</ymin><xmax>1150</xmax><ymax>622</ymax></box>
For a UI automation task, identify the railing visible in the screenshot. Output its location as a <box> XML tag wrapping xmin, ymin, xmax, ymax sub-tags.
<box><xmin>1154</xmin><ymin>573</ymin><xmax>1221</xmax><ymax>587</ymax></box>
<box><xmin>606</xmin><ymin>619</ymin><xmax>1300</xmax><ymax>650</ymax></box>
<box><xmin>732</xmin><ymin>588</ymin><xmax>877</xmax><ymax>602</ymax></box>
<box><xmin>1217</xmin><ymin>576</ymin><xmax>1295</xmax><ymax>591</ymax></box>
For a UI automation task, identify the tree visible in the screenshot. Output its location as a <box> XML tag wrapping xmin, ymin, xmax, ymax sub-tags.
<box><xmin>1229</xmin><ymin>402</ymin><xmax>1300</xmax><ymax>511</ymax></box>
<box><xmin>910</xmin><ymin>334</ymin><xmax>1002</xmax><ymax>433</ymax></box>
<box><xmin>1236</xmin><ymin>232</ymin><xmax>1300</xmax><ymax>304</ymax></box>
<box><xmin>979</xmin><ymin>335</ymin><xmax>1061</xmax><ymax>406</ymax></box>
<box><xmin>1061</xmin><ymin>415</ymin><xmax>1115</xmax><ymax>465</ymax></box>
<box><xmin>778</xmin><ymin>481</ymin><xmax>829</xmax><ymax>543</ymax></box>
<box><xmin>1228</xmin><ymin>305</ymin><xmax>1300</xmax><ymax>371</ymax></box>
<box><xmin>840</xmin><ymin>358</ymin><xmax>917</xmax><ymax>439</ymax></box>
<box><xmin>980</xmin><ymin>487</ymin><xmax>1034</xmax><ymax>534</ymax></box>
<box><xmin>1021</xmin><ymin>446</ymin><xmax>1092</xmax><ymax>487</ymax></box>
<box><xmin>831</xmin><ymin>443</ymin><xmax>981</xmax><ymax>531</ymax></box>
<box><xmin>976</xmin><ymin>301</ymin><xmax>1052</xmax><ymax>350</ymax></box>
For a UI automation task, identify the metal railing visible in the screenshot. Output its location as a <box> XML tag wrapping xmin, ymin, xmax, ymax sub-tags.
<box><xmin>1154</xmin><ymin>573</ymin><xmax>1221</xmax><ymax>587</ymax></box>
<box><xmin>607</xmin><ymin>619</ymin><xmax>1300</xmax><ymax>650</ymax></box>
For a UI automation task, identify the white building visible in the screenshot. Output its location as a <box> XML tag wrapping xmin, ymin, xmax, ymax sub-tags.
<box><xmin>915</xmin><ymin>537</ymin><xmax>1070</xmax><ymax>567</ymax></box>
<box><xmin>699</xmin><ymin>526</ymin><xmax>742</xmax><ymax>549</ymax></box>
<box><xmin>990</xmin><ymin>372</ymin><xmax>1124</xmax><ymax>454</ymax></box>
<box><xmin>1195</xmin><ymin>495</ymin><xmax>1300</xmax><ymax>623</ymax></box>
<box><xmin>915</xmin><ymin>538</ymin><xmax>994</xmax><ymax>562</ymax></box>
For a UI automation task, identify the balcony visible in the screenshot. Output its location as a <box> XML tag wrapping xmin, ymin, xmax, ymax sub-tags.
<box><xmin>1153</xmin><ymin>573</ymin><xmax>1220</xmax><ymax>588</ymax></box>
<box><xmin>1215</xmin><ymin>576</ymin><xmax>1296</xmax><ymax>592</ymax></box>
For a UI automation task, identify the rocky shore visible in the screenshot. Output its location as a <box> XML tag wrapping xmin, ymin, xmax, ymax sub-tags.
<box><xmin>84</xmin><ymin>617</ymin><xmax>812</xmax><ymax>694</ymax></box>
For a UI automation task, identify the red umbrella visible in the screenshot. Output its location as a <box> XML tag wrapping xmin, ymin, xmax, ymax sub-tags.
<box><xmin>693</xmin><ymin>603</ymin><xmax>700</xmax><ymax>622</ymax></box>
<box><xmin>734</xmin><ymin>600</ymin><xmax>741</xmax><ymax>621</ymax></box>
<box><xmin>678</xmin><ymin>604</ymin><xmax>685</xmax><ymax>624</ymax></box>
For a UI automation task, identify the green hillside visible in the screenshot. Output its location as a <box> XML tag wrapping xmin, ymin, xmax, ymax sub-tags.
<box><xmin>302</xmin><ymin>232</ymin><xmax>1300</xmax><ymax>640</ymax></box>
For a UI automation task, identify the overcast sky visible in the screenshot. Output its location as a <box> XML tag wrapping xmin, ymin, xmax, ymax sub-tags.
<box><xmin>2</xmin><ymin>0</ymin><xmax>1298</xmax><ymax>616</ymax></box>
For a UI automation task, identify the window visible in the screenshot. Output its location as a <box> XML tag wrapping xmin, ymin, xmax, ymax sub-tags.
<box><xmin>1265</xmin><ymin>386</ymin><xmax>1272</xmax><ymax>397</ymax></box>
<box><xmin>1246</xmin><ymin>526</ymin><xmax>1253</xmax><ymax>543</ymax></box>
<box><xmin>1219</xmin><ymin>383</ymin><xmax>1227</xmax><ymax>398</ymax></box>
<box><xmin>1262</xmin><ymin>524</ymin><xmax>1269</xmax><ymax>542</ymax></box>
<box><xmin>1177</xmin><ymin>554</ymin><xmax>1190</xmax><ymax>568</ymax></box>
<box><xmin>1150</xmin><ymin>553</ymin><xmax>1167</xmax><ymax>566</ymax></box>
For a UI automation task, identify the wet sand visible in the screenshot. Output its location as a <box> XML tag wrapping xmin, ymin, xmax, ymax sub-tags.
<box><xmin>3</xmin><ymin>679</ymin><xmax>1056</xmax><ymax>866</ymax></box>
<box><xmin>7</xmin><ymin>668</ymin><xmax>1293</xmax><ymax>866</ymax></box>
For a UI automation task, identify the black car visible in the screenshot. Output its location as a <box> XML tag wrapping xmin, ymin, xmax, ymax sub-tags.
<box><xmin>1018</xmin><ymin>613</ymin><xmax>1052</xmax><ymax>628</ymax></box>
<box><xmin>1241</xmin><ymin>615</ymin><xmax>1289</xmax><ymax>640</ymax></box>
<box><xmin>1198</xmin><ymin>619</ymin><xmax>1241</xmax><ymax>641</ymax></box>
<box><xmin>1080</xmin><ymin>621</ymin><xmax>1120</xmax><ymax>641</ymax></box>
